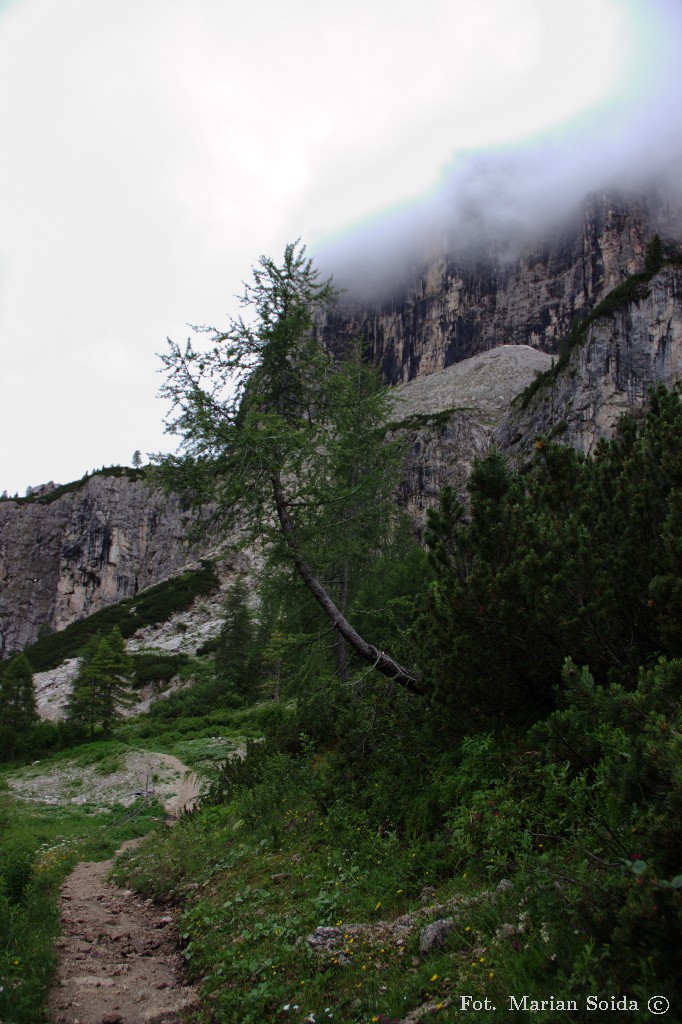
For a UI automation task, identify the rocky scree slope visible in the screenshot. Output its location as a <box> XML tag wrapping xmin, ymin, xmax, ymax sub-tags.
<box><xmin>31</xmin><ymin>552</ymin><xmax>249</xmax><ymax>722</ymax></box>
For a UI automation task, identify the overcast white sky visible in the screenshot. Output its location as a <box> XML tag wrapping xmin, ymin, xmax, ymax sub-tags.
<box><xmin>0</xmin><ymin>0</ymin><xmax>679</xmax><ymax>495</ymax></box>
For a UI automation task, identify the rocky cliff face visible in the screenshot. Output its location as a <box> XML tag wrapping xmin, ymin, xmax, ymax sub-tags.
<box><xmin>4</xmin><ymin>188</ymin><xmax>682</xmax><ymax>659</ymax></box>
<box><xmin>496</xmin><ymin>264</ymin><xmax>682</xmax><ymax>457</ymax></box>
<box><xmin>322</xmin><ymin>188</ymin><xmax>682</xmax><ymax>384</ymax></box>
<box><xmin>0</xmin><ymin>473</ymin><xmax>196</xmax><ymax>657</ymax></box>
<box><xmin>390</xmin><ymin>345</ymin><xmax>552</xmax><ymax>526</ymax></box>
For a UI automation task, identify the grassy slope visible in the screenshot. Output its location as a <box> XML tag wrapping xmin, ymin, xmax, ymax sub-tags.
<box><xmin>110</xmin><ymin>759</ymin><xmax>586</xmax><ymax>1024</ymax></box>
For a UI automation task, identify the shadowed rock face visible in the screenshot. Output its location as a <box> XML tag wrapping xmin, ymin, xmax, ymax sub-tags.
<box><xmin>0</xmin><ymin>474</ymin><xmax>194</xmax><ymax>657</ymax></box>
<box><xmin>390</xmin><ymin>346</ymin><xmax>553</xmax><ymax>529</ymax></box>
<box><xmin>497</xmin><ymin>265</ymin><xmax>682</xmax><ymax>458</ymax></box>
<box><xmin>321</xmin><ymin>189</ymin><xmax>682</xmax><ymax>384</ymax></box>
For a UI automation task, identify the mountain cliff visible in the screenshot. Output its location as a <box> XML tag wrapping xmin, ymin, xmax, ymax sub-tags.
<box><xmin>3</xmin><ymin>186</ymin><xmax>682</xmax><ymax>658</ymax></box>
<box><xmin>496</xmin><ymin>263</ymin><xmax>682</xmax><ymax>456</ymax></box>
<box><xmin>0</xmin><ymin>471</ymin><xmax>197</xmax><ymax>657</ymax></box>
<box><xmin>323</xmin><ymin>188</ymin><xmax>682</xmax><ymax>381</ymax></box>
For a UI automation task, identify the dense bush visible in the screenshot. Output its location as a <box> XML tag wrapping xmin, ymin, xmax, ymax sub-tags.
<box><xmin>130</xmin><ymin>652</ymin><xmax>190</xmax><ymax>688</ymax></box>
<box><xmin>418</xmin><ymin>386</ymin><xmax>682</xmax><ymax>729</ymax></box>
<box><xmin>0</xmin><ymin>718</ymin><xmax>88</xmax><ymax>763</ymax></box>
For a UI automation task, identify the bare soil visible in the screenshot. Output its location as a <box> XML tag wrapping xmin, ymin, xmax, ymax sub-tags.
<box><xmin>8</xmin><ymin>751</ymin><xmax>201</xmax><ymax>811</ymax></box>
<box><xmin>47</xmin><ymin>758</ymin><xmax>203</xmax><ymax>1024</ymax></box>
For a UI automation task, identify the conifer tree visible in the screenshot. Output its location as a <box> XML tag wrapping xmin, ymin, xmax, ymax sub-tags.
<box><xmin>67</xmin><ymin>628</ymin><xmax>135</xmax><ymax>737</ymax></box>
<box><xmin>419</xmin><ymin>386</ymin><xmax>682</xmax><ymax>728</ymax></box>
<box><xmin>0</xmin><ymin>653</ymin><xmax>37</xmax><ymax>731</ymax></box>
<box><xmin>214</xmin><ymin>577</ymin><xmax>257</xmax><ymax>698</ymax></box>
<box><xmin>157</xmin><ymin>241</ymin><xmax>420</xmax><ymax>692</ymax></box>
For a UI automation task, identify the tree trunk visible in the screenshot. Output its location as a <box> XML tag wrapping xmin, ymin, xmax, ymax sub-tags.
<box><xmin>270</xmin><ymin>473</ymin><xmax>423</xmax><ymax>695</ymax></box>
<box><xmin>335</xmin><ymin>556</ymin><xmax>350</xmax><ymax>682</ymax></box>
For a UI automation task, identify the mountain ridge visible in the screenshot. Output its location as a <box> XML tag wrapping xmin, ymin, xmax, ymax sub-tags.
<box><xmin>3</xmin><ymin>185</ymin><xmax>682</xmax><ymax>658</ymax></box>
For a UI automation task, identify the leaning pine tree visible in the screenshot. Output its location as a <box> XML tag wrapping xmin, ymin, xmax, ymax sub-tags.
<box><xmin>156</xmin><ymin>241</ymin><xmax>421</xmax><ymax>692</ymax></box>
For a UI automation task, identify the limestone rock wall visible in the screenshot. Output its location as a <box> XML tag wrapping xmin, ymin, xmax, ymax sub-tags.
<box><xmin>390</xmin><ymin>346</ymin><xmax>553</xmax><ymax>528</ymax></box>
<box><xmin>394</xmin><ymin>413</ymin><xmax>490</xmax><ymax>529</ymax></box>
<box><xmin>496</xmin><ymin>265</ymin><xmax>682</xmax><ymax>457</ymax></box>
<box><xmin>322</xmin><ymin>189</ymin><xmax>682</xmax><ymax>384</ymax></box>
<box><xmin>0</xmin><ymin>474</ymin><xmax>195</xmax><ymax>657</ymax></box>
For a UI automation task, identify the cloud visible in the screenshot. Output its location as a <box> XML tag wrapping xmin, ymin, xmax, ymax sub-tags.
<box><xmin>0</xmin><ymin>0</ymin><xmax>678</xmax><ymax>492</ymax></box>
<box><xmin>315</xmin><ymin>0</ymin><xmax>682</xmax><ymax>297</ymax></box>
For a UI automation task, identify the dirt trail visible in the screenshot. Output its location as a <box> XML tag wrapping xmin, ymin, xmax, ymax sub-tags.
<box><xmin>47</xmin><ymin>758</ymin><xmax>203</xmax><ymax>1024</ymax></box>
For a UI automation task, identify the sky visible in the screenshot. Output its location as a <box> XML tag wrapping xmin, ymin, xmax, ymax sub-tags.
<box><xmin>0</xmin><ymin>0</ymin><xmax>680</xmax><ymax>495</ymax></box>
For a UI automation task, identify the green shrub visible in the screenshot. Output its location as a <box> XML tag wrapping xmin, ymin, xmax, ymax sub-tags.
<box><xmin>130</xmin><ymin>652</ymin><xmax>190</xmax><ymax>688</ymax></box>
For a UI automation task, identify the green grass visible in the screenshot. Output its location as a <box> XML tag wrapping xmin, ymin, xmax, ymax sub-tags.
<box><xmin>0</xmin><ymin>715</ymin><xmax>249</xmax><ymax>1024</ymax></box>
<box><xmin>111</xmin><ymin>788</ymin><xmax>590</xmax><ymax>1024</ymax></box>
<box><xmin>0</xmin><ymin>694</ymin><xmax>264</xmax><ymax>1024</ymax></box>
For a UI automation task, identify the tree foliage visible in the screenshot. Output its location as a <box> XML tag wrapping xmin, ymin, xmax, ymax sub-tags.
<box><xmin>0</xmin><ymin>654</ymin><xmax>37</xmax><ymax>733</ymax></box>
<box><xmin>66</xmin><ymin>628</ymin><xmax>135</xmax><ymax>738</ymax></box>
<box><xmin>419</xmin><ymin>385</ymin><xmax>682</xmax><ymax>728</ymax></box>
<box><xmin>157</xmin><ymin>241</ymin><xmax>420</xmax><ymax>691</ymax></box>
<box><xmin>213</xmin><ymin>576</ymin><xmax>259</xmax><ymax>698</ymax></box>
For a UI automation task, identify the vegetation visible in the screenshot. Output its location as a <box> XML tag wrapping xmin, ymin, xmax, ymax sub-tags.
<box><xmin>157</xmin><ymin>241</ymin><xmax>418</xmax><ymax>690</ymax></box>
<box><xmin>384</xmin><ymin>407</ymin><xmax>470</xmax><ymax>433</ymax></box>
<box><xmin>419</xmin><ymin>385</ymin><xmax>682</xmax><ymax>727</ymax></box>
<box><xmin>130</xmin><ymin>651</ymin><xmax>191</xmax><ymax>689</ymax></box>
<box><xmin>0</xmin><ymin>464</ymin><xmax>147</xmax><ymax>505</ymax></box>
<box><xmin>213</xmin><ymin>577</ymin><xmax>259</xmax><ymax>698</ymax></box>
<box><xmin>66</xmin><ymin>627</ymin><xmax>135</xmax><ymax>738</ymax></box>
<box><xmin>112</xmin><ymin>384</ymin><xmax>682</xmax><ymax>1023</ymax></box>
<box><xmin>0</xmin><ymin>763</ymin><xmax>162</xmax><ymax>1024</ymax></box>
<box><xmin>0</xmin><ymin>655</ymin><xmax>37</xmax><ymax>731</ymax></box>
<box><xmin>2</xmin><ymin>242</ymin><xmax>682</xmax><ymax>1022</ymax></box>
